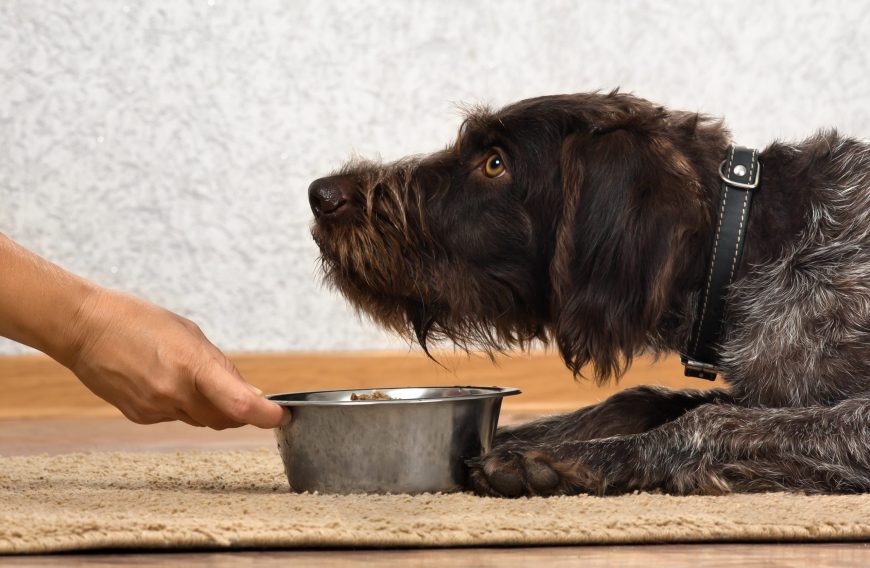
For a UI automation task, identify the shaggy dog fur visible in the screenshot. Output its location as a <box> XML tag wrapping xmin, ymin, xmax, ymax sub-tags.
<box><xmin>308</xmin><ymin>90</ymin><xmax>870</xmax><ymax>497</ymax></box>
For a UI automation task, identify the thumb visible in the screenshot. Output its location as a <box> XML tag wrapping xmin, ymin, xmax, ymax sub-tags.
<box><xmin>194</xmin><ymin>358</ymin><xmax>290</xmax><ymax>428</ymax></box>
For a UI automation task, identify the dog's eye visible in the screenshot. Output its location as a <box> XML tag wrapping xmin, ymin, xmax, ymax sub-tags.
<box><xmin>483</xmin><ymin>153</ymin><xmax>506</xmax><ymax>178</ymax></box>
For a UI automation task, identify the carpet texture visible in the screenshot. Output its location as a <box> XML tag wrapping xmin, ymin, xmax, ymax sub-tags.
<box><xmin>3</xmin><ymin>449</ymin><xmax>870</xmax><ymax>554</ymax></box>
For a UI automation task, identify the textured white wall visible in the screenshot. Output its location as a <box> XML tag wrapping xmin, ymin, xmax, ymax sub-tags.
<box><xmin>1</xmin><ymin>0</ymin><xmax>869</xmax><ymax>354</ymax></box>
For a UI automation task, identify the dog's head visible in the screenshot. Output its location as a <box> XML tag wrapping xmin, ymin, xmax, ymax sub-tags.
<box><xmin>310</xmin><ymin>91</ymin><xmax>728</xmax><ymax>381</ymax></box>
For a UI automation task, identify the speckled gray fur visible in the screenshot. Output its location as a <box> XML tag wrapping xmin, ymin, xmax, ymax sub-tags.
<box><xmin>469</xmin><ymin>133</ymin><xmax>870</xmax><ymax>497</ymax></box>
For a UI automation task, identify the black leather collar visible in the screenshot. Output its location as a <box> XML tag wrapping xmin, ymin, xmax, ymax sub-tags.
<box><xmin>681</xmin><ymin>145</ymin><xmax>761</xmax><ymax>380</ymax></box>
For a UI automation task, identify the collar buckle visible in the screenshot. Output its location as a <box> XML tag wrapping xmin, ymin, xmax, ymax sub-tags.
<box><xmin>719</xmin><ymin>159</ymin><xmax>761</xmax><ymax>189</ymax></box>
<box><xmin>680</xmin><ymin>355</ymin><xmax>718</xmax><ymax>380</ymax></box>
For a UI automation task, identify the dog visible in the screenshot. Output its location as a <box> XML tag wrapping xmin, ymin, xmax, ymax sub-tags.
<box><xmin>308</xmin><ymin>90</ymin><xmax>870</xmax><ymax>497</ymax></box>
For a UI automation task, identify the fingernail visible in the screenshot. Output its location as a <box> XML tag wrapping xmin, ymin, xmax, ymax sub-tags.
<box><xmin>246</xmin><ymin>384</ymin><xmax>264</xmax><ymax>397</ymax></box>
<box><xmin>280</xmin><ymin>409</ymin><xmax>292</xmax><ymax>426</ymax></box>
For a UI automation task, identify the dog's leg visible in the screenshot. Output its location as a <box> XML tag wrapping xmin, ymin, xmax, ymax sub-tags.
<box><xmin>470</xmin><ymin>386</ymin><xmax>728</xmax><ymax>497</ymax></box>
<box><xmin>492</xmin><ymin>385</ymin><xmax>730</xmax><ymax>448</ymax></box>
<box><xmin>469</xmin><ymin>398</ymin><xmax>870</xmax><ymax>497</ymax></box>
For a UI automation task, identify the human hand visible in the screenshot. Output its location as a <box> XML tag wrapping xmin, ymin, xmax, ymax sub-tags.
<box><xmin>61</xmin><ymin>288</ymin><xmax>290</xmax><ymax>430</ymax></box>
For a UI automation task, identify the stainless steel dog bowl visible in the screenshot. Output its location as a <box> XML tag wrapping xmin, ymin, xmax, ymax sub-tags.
<box><xmin>268</xmin><ymin>386</ymin><xmax>520</xmax><ymax>494</ymax></box>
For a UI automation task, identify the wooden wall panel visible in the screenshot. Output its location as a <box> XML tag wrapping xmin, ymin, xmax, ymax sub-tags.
<box><xmin>0</xmin><ymin>352</ymin><xmax>723</xmax><ymax>419</ymax></box>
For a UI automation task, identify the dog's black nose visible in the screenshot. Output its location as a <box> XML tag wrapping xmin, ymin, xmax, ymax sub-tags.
<box><xmin>308</xmin><ymin>176</ymin><xmax>356</xmax><ymax>220</ymax></box>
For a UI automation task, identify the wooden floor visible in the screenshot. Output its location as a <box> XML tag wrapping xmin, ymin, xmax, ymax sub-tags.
<box><xmin>4</xmin><ymin>544</ymin><xmax>870</xmax><ymax>567</ymax></box>
<box><xmin>0</xmin><ymin>351</ymin><xmax>864</xmax><ymax>566</ymax></box>
<box><xmin>0</xmin><ymin>350</ymin><xmax>718</xmax><ymax>419</ymax></box>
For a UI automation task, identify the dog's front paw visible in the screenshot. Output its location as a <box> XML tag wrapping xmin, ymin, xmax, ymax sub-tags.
<box><xmin>467</xmin><ymin>446</ymin><xmax>598</xmax><ymax>498</ymax></box>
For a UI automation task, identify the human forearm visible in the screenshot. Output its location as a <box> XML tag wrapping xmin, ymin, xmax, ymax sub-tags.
<box><xmin>0</xmin><ymin>233</ymin><xmax>97</xmax><ymax>365</ymax></box>
<box><xmin>0</xmin><ymin>232</ymin><xmax>288</xmax><ymax>429</ymax></box>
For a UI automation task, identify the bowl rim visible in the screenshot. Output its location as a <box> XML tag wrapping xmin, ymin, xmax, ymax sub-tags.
<box><xmin>266</xmin><ymin>385</ymin><xmax>521</xmax><ymax>406</ymax></box>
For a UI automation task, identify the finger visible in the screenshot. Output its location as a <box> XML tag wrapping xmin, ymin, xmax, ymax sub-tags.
<box><xmin>220</xmin><ymin>356</ymin><xmax>268</xmax><ymax>396</ymax></box>
<box><xmin>223</xmin><ymin>356</ymin><xmax>245</xmax><ymax>381</ymax></box>
<box><xmin>193</xmin><ymin>358</ymin><xmax>290</xmax><ymax>429</ymax></box>
<box><xmin>176</xmin><ymin>409</ymin><xmax>205</xmax><ymax>428</ymax></box>
<box><xmin>198</xmin><ymin>342</ymin><xmax>267</xmax><ymax>397</ymax></box>
<box><xmin>182</xmin><ymin>396</ymin><xmax>245</xmax><ymax>431</ymax></box>
<box><xmin>212</xmin><ymin>354</ymin><xmax>277</xmax><ymax>415</ymax></box>
<box><xmin>120</xmin><ymin>405</ymin><xmax>192</xmax><ymax>426</ymax></box>
<box><xmin>129</xmin><ymin>410</ymin><xmax>203</xmax><ymax>427</ymax></box>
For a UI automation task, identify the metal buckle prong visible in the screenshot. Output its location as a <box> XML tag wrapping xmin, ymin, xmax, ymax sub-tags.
<box><xmin>719</xmin><ymin>160</ymin><xmax>761</xmax><ymax>190</ymax></box>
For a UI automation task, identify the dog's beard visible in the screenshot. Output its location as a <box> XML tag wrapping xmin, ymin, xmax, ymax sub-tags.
<box><xmin>313</xmin><ymin>212</ymin><xmax>545</xmax><ymax>356</ymax></box>
<box><xmin>313</xmin><ymin>211</ymin><xmax>423</xmax><ymax>339</ymax></box>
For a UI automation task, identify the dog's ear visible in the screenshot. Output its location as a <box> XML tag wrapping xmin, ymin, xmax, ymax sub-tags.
<box><xmin>551</xmin><ymin>128</ymin><xmax>705</xmax><ymax>382</ymax></box>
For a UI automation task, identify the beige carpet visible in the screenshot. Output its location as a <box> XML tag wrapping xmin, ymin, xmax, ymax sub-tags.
<box><xmin>2</xmin><ymin>449</ymin><xmax>870</xmax><ymax>554</ymax></box>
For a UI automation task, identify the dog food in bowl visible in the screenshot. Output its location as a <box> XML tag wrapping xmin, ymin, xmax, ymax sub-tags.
<box><xmin>350</xmin><ymin>390</ymin><xmax>394</xmax><ymax>401</ymax></box>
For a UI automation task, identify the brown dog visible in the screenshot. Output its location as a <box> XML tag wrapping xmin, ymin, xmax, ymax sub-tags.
<box><xmin>309</xmin><ymin>91</ymin><xmax>870</xmax><ymax>497</ymax></box>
